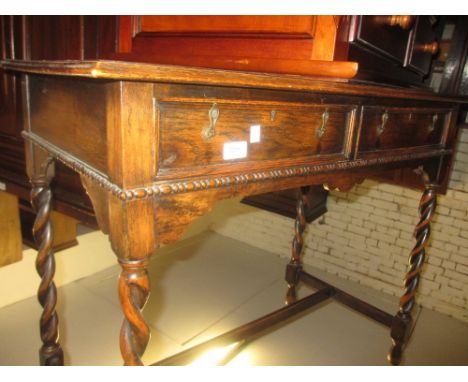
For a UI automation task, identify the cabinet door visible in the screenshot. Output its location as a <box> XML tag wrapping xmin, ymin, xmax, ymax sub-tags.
<box><xmin>350</xmin><ymin>15</ymin><xmax>412</xmax><ymax>63</ymax></box>
<box><xmin>405</xmin><ymin>16</ymin><xmax>438</xmax><ymax>75</ymax></box>
<box><xmin>138</xmin><ymin>16</ymin><xmax>316</xmax><ymax>35</ymax></box>
<box><xmin>108</xmin><ymin>16</ymin><xmax>356</xmax><ymax>77</ymax></box>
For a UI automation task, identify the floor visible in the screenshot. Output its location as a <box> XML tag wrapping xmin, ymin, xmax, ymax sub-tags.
<box><xmin>0</xmin><ymin>231</ymin><xmax>467</xmax><ymax>366</ymax></box>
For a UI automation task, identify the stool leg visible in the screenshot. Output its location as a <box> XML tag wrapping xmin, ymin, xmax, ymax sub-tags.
<box><xmin>388</xmin><ymin>180</ymin><xmax>437</xmax><ymax>365</ymax></box>
<box><xmin>118</xmin><ymin>259</ymin><xmax>151</xmax><ymax>366</ymax></box>
<box><xmin>285</xmin><ymin>186</ymin><xmax>310</xmax><ymax>305</ymax></box>
<box><xmin>31</xmin><ymin>157</ymin><xmax>64</xmax><ymax>366</ymax></box>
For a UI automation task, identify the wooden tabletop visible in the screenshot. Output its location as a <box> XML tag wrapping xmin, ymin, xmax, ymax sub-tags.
<box><xmin>2</xmin><ymin>59</ymin><xmax>468</xmax><ymax>103</ymax></box>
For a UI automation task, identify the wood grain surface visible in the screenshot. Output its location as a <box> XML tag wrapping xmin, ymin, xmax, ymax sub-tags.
<box><xmin>4</xmin><ymin>59</ymin><xmax>467</xmax><ymax>103</ymax></box>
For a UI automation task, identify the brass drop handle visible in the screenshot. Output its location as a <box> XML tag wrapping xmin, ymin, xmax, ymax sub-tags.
<box><xmin>202</xmin><ymin>103</ymin><xmax>219</xmax><ymax>141</ymax></box>
<box><xmin>377</xmin><ymin>111</ymin><xmax>389</xmax><ymax>136</ymax></box>
<box><xmin>428</xmin><ymin>113</ymin><xmax>438</xmax><ymax>133</ymax></box>
<box><xmin>316</xmin><ymin>109</ymin><xmax>329</xmax><ymax>140</ymax></box>
<box><xmin>415</xmin><ymin>41</ymin><xmax>439</xmax><ymax>55</ymax></box>
<box><xmin>374</xmin><ymin>15</ymin><xmax>416</xmax><ymax>30</ymax></box>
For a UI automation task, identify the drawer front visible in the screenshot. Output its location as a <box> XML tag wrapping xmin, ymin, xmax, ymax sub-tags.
<box><xmin>157</xmin><ymin>101</ymin><xmax>356</xmax><ymax>174</ymax></box>
<box><xmin>357</xmin><ymin>106</ymin><xmax>450</xmax><ymax>157</ymax></box>
<box><xmin>352</xmin><ymin>16</ymin><xmax>412</xmax><ymax>63</ymax></box>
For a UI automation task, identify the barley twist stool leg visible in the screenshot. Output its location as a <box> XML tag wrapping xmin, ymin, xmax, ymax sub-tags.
<box><xmin>118</xmin><ymin>259</ymin><xmax>151</xmax><ymax>366</ymax></box>
<box><xmin>388</xmin><ymin>176</ymin><xmax>437</xmax><ymax>365</ymax></box>
<box><xmin>31</xmin><ymin>157</ymin><xmax>64</xmax><ymax>366</ymax></box>
<box><xmin>285</xmin><ymin>186</ymin><xmax>310</xmax><ymax>305</ymax></box>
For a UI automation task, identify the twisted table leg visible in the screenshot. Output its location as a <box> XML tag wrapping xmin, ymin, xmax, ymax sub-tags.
<box><xmin>31</xmin><ymin>157</ymin><xmax>64</xmax><ymax>366</ymax></box>
<box><xmin>285</xmin><ymin>186</ymin><xmax>310</xmax><ymax>305</ymax></box>
<box><xmin>118</xmin><ymin>259</ymin><xmax>151</xmax><ymax>366</ymax></box>
<box><xmin>388</xmin><ymin>179</ymin><xmax>437</xmax><ymax>365</ymax></box>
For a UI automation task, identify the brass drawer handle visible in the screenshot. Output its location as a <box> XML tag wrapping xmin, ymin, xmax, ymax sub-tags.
<box><xmin>428</xmin><ymin>113</ymin><xmax>438</xmax><ymax>133</ymax></box>
<box><xmin>202</xmin><ymin>103</ymin><xmax>219</xmax><ymax>141</ymax></box>
<box><xmin>376</xmin><ymin>111</ymin><xmax>389</xmax><ymax>136</ymax></box>
<box><xmin>316</xmin><ymin>109</ymin><xmax>329</xmax><ymax>140</ymax></box>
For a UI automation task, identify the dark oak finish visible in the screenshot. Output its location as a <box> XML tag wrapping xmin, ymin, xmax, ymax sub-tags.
<box><xmin>29</xmin><ymin>76</ymin><xmax>108</xmax><ymax>173</ymax></box>
<box><xmin>369</xmin><ymin>16</ymin><xmax>468</xmax><ymax>193</ymax></box>
<box><xmin>5</xmin><ymin>59</ymin><xmax>463</xmax><ymax>101</ymax></box>
<box><xmin>1</xmin><ymin>16</ymin><xmax>463</xmax><ymax>243</ymax></box>
<box><xmin>1</xmin><ymin>18</ymin><xmax>466</xmax><ymax>365</ymax></box>
<box><xmin>357</xmin><ymin>106</ymin><xmax>450</xmax><ymax>155</ymax></box>
<box><xmin>351</xmin><ymin>15</ymin><xmax>413</xmax><ymax>63</ymax></box>
<box><xmin>406</xmin><ymin>17</ymin><xmax>438</xmax><ymax>75</ymax></box>
<box><xmin>158</xmin><ymin>101</ymin><xmax>354</xmax><ymax>173</ymax></box>
<box><xmin>0</xmin><ymin>16</ymin><xmax>97</xmax><ymax>243</ymax></box>
<box><xmin>1</xmin><ymin>56</ymin><xmax>466</xmax><ymax>366</ymax></box>
<box><xmin>19</xmin><ymin>204</ymin><xmax>78</xmax><ymax>253</ymax></box>
<box><xmin>285</xmin><ymin>186</ymin><xmax>310</xmax><ymax>305</ymax></box>
<box><xmin>300</xmin><ymin>271</ymin><xmax>394</xmax><ymax>327</ymax></box>
<box><xmin>118</xmin><ymin>259</ymin><xmax>151</xmax><ymax>366</ymax></box>
<box><xmin>389</xmin><ymin>169</ymin><xmax>438</xmax><ymax>365</ymax></box>
<box><xmin>346</xmin><ymin>16</ymin><xmax>439</xmax><ymax>86</ymax></box>
<box><xmin>26</xmin><ymin>145</ymin><xmax>63</xmax><ymax>366</ymax></box>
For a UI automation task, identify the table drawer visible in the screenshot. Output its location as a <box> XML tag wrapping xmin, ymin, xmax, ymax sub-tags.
<box><xmin>157</xmin><ymin>101</ymin><xmax>356</xmax><ymax>174</ymax></box>
<box><xmin>356</xmin><ymin>106</ymin><xmax>451</xmax><ymax>157</ymax></box>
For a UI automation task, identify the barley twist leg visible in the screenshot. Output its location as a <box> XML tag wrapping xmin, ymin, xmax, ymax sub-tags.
<box><xmin>118</xmin><ymin>259</ymin><xmax>151</xmax><ymax>366</ymax></box>
<box><xmin>285</xmin><ymin>186</ymin><xmax>310</xmax><ymax>305</ymax></box>
<box><xmin>388</xmin><ymin>182</ymin><xmax>437</xmax><ymax>365</ymax></box>
<box><xmin>31</xmin><ymin>157</ymin><xmax>64</xmax><ymax>366</ymax></box>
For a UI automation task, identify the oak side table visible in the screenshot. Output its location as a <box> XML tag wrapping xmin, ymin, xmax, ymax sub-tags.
<box><xmin>2</xmin><ymin>59</ymin><xmax>466</xmax><ymax>366</ymax></box>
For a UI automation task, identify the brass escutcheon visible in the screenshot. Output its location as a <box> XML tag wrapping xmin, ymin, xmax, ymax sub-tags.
<box><xmin>316</xmin><ymin>109</ymin><xmax>329</xmax><ymax>139</ymax></box>
<box><xmin>202</xmin><ymin>103</ymin><xmax>220</xmax><ymax>141</ymax></box>
<box><xmin>428</xmin><ymin>113</ymin><xmax>438</xmax><ymax>133</ymax></box>
<box><xmin>377</xmin><ymin>110</ymin><xmax>389</xmax><ymax>136</ymax></box>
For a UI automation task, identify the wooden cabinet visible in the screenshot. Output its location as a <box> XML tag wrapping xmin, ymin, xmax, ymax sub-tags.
<box><xmin>347</xmin><ymin>16</ymin><xmax>439</xmax><ymax>85</ymax></box>
<box><xmin>370</xmin><ymin>16</ymin><xmax>468</xmax><ymax>192</ymax></box>
<box><xmin>407</xmin><ymin>16</ymin><xmax>439</xmax><ymax>75</ymax></box>
<box><xmin>109</xmin><ymin>15</ymin><xmax>439</xmax><ymax>85</ymax></box>
<box><xmin>111</xmin><ymin>16</ymin><xmax>357</xmax><ymax>78</ymax></box>
<box><xmin>351</xmin><ymin>16</ymin><xmax>414</xmax><ymax>63</ymax></box>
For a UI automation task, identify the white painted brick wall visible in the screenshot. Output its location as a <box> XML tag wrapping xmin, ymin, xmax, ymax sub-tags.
<box><xmin>209</xmin><ymin>128</ymin><xmax>468</xmax><ymax>323</ymax></box>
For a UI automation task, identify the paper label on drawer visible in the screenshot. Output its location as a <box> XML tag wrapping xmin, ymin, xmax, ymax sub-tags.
<box><xmin>0</xmin><ymin>181</ymin><xmax>5</xmax><ymax>191</ymax></box>
<box><xmin>223</xmin><ymin>141</ymin><xmax>248</xmax><ymax>160</ymax></box>
<box><xmin>250</xmin><ymin>124</ymin><xmax>261</xmax><ymax>143</ymax></box>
